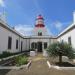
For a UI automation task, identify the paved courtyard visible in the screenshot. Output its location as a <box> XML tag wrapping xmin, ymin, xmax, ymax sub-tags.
<box><xmin>0</xmin><ymin>53</ymin><xmax>75</xmax><ymax>75</ymax></box>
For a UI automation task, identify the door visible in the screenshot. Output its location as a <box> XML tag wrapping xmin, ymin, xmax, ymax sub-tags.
<box><xmin>37</xmin><ymin>42</ymin><xmax>42</xmax><ymax>52</ymax></box>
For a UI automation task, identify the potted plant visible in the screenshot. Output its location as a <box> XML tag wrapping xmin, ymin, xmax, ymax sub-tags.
<box><xmin>30</xmin><ymin>48</ymin><xmax>36</xmax><ymax>56</ymax></box>
<box><xmin>43</xmin><ymin>49</ymin><xmax>48</xmax><ymax>57</ymax></box>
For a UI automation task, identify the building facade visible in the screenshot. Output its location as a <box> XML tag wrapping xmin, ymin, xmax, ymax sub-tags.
<box><xmin>0</xmin><ymin>12</ymin><xmax>75</xmax><ymax>54</ymax></box>
<box><xmin>29</xmin><ymin>15</ymin><xmax>56</xmax><ymax>52</ymax></box>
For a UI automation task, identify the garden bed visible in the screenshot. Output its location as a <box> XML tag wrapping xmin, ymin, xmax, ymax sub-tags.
<box><xmin>47</xmin><ymin>61</ymin><xmax>75</xmax><ymax>70</ymax></box>
<box><xmin>0</xmin><ymin>54</ymin><xmax>31</xmax><ymax>69</ymax></box>
<box><xmin>53</xmin><ymin>62</ymin><xmax>75</xmax><ymax>67</ymax></box>
<box><xmin>0</xmin><ymin>61</ymin><xmax>31</xmax><ymax>69</ymax></box>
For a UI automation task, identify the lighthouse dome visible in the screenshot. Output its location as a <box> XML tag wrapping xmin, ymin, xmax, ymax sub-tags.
<box><xmin>37</xmin><ymin>15</ymin><xmax>44</xmax><ymax>20</ymax></box>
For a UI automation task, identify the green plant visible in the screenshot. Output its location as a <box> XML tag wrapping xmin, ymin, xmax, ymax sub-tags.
<box><xmin>0</xmin><ymin>51</ymin><xmax>12</xmax><ymax>58</ymax></box>
<box><xmin>15</xmin><ymin>55</ymin><xmax>28</xmax><ymax>66</ymax></box>
<box><xmin>47</xmin><ymin>42</ymin><xmax>75</xmax><ymax>63</ymax></box>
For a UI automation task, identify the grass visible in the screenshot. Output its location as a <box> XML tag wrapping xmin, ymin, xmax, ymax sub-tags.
<box><xmin>15</xmin><ymin>55</ymin><xmax>28</xmax><ymax>66</ymax></box>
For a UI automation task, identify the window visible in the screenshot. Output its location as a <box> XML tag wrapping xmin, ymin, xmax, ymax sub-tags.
<box><xmin>68</xmin><ymin>37</ymin><xmax>71</xmax><ymax>45</ymax></box>
<box><xmin>8</xmin><ymin>37</ymin><xmax>12</xmax><ymax>49</ymax></box>
<box><xmin>38</xmin><ymin>32</ymin><xmax>42</xmax><ymax>36</ymax></box>
<box><xmin>16</xmin><ymin>40</ymin><xmax>18</xmax><ymax>49</ymax></box>
<box><xmin>44</xmin><ymin>42</ymin><xmax>47</xmax><ymax>49</ymax></box>
<box><xmin>31</xmin><ymin>42</ymin><xmax>35</xmax><ymax>49</ymax></box>
<box><xmin>21</xmin><ymin>41</ymin><xmax>23</xmax><ymax>52</ymax></box>
<box><xmin>31</xmin><ymin>42</ymin><xmax>37</xmax><ymax>49</ymax></box>
<box><xmin>61</xmin><ymin>40</ymin><xmax>64</xmax><ymax>43</ymax></box>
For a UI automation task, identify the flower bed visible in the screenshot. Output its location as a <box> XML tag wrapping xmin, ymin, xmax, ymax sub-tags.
<box><xmin>0</xmin><ymin>54</ymin><xmax>31</xmax><ymax>69</ymax></box>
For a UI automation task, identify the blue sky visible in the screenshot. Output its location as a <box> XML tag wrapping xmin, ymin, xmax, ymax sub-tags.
<box><xmin>0</xmin><ymin>0</ymin><xmax>75</xmax><ymax>36</ymax></box>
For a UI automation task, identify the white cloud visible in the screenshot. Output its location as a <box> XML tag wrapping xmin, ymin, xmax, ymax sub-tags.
<box><xmin>46</xmin><ymin>26</ymin><xmax>53</xmax><ymax>36</ymax></box>
<box><xmin>15</xmin><ymin>24</ymin><xmax>33</xmax><ymax>36</ymax></box>
<box><xmin>54</xmin><ymin>21</ymin><xmax>62</xmax><ymax>31</ymax></box>
<box><xmin>0</xmin><ymin>0</ymin><xmax>5</xmax><ymax>7</ymax></box>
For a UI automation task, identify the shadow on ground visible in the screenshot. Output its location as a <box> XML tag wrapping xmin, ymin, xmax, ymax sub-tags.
<box><xmin>0</xmin><ymin>69</ymin><xmax>11</xmax><ymax>75</ymax></box>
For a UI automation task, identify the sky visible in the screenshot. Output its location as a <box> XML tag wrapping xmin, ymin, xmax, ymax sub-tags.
<box><xmin>0</xmin><ymin>0</ymin><xmax>75</xmax><ymax>36</ymax></box>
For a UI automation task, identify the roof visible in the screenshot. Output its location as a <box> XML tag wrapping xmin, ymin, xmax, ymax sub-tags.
<box><xmin>57</xmin><ymin>23</ymin><xmax>75</xmax><ymax>38</ymax></box>
<box><xmin>24</xmin><ymin>35</ymin><xmax>57</xmax><ymax>39</ymax></box>
<box><xmin>0</xmin><ymin>19</ymin><xmax>24</xmax><ymax>38</ymax></box>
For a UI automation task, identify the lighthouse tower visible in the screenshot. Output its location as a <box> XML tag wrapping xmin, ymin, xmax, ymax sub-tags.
<box><xmin>33</xmin><ymin>15</ymin><xmax>48</xmax><ymax>36</ymax></box>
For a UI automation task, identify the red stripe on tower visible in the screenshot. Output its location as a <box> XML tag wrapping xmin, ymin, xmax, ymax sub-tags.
<box><xmin>35</xmin><ymin>15</ymin><xmax>45</xmax><ymax>27</ymax></box>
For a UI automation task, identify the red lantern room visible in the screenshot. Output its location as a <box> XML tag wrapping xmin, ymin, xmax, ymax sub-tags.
<box><xmin>35</xmin><ymin>15</ymin><xmax>45</xmax><ymax>27</ymax></box>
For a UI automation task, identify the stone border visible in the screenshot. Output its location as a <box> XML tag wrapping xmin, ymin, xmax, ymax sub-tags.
<box><xmin>0</xmin><ymin>61</ymin><xmax>31</xmax><ymax>70</ymax></box>
<box><xmin>47</xmin><ymin>61</ymin><xmax>51</xmax><ymax>68</ymax></box>
<box><xmin>47</xmin><ymin>61</ymin><xmax>75</xmax><ymax>70</ymax></box>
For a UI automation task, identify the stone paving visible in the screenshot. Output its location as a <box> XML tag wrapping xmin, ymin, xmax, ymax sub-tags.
<box><xmin>0</xmin><ymin>53</ymin><xmax>75</xmax><ymax>75</ymax></box>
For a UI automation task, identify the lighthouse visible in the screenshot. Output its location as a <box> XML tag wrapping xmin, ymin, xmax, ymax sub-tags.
<box><xmin>33</xmin><ymin>15</ymin><xmax>48</xmax><ymax>36</ymax></box>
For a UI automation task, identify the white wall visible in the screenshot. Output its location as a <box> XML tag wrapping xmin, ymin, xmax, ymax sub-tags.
<box><xmin>0</xmin><ymin>25</ymin><xmax>25</xmax><ymax>54</ymax></box>
<box><xmin>23</xmin><ymin>38</ymin><xmax>30</xmax><ymax>50</ymax></box>
<box><xmin>30</xmin><ymin>38</ymin><xmax>52</xmax><ymax>50</ymax></box>
<box><xmin>33</xmin><ymin>27</ymin><xmax>48</xmax><ymax>36</ymax></box>
<box><xmin>57</xmin><ymin>28</ymin><xmax>75</xmax><ymax>48</ymax></box>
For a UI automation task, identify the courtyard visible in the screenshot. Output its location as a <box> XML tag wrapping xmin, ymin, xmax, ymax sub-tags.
<box><xmin>0</xmin><ymin>53</ymin><xmax>75</xmax><ymax>75</ymax></box>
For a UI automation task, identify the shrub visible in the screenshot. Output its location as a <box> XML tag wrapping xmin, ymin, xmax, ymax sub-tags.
<box><xmin>15</xmin><ymin>55</ymin><xmax>28</xmax><ymax>66</ymax></box>
<box><xmin>0</xmin><ymin>51</ymin><xmax>12</xmax><ymax>58</ymax></box>
<box><xmin>47</xmin><ymin>42</ymin><xmax>75</xmax><ymax>63</ymax></box>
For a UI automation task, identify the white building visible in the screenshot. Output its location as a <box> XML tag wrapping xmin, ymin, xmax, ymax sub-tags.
<box><xmin>0</xmin><ymin>12</ymin><xmax>75</xmax><ymax>54</ymax></box>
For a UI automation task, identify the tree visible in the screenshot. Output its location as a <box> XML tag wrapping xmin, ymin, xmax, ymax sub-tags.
<box><xmin>47</xmin><ymin>42</ymin><xmax>75</xmax><ymax>63</ymax></box>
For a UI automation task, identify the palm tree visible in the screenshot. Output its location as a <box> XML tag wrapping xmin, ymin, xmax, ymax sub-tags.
<box><xmin>47</xmin><ymin>42</ymin><xmax>75</xmax><ymax>63</ymax></box>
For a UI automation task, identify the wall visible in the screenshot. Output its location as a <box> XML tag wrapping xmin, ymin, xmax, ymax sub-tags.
<box><xmin>29</xmin><ymin>38</ymin><xmax>56</xmax><ymax>50</ymax></box>
<box><xmin>0</xmin><ymin>25</ymin><xmax>25</xmax><ymax>54</ymax></box>
<box><xmin>57</xmin><ymin>28</ymin><xmax>75</xmax><ymax>48</ymax></box>
<box><xmin>23</xmin><ymin>38</ymin><xmax>30</xmax><ymax>50</ymax></box>
<box><xmin>33</xmin><ymin>27</ymin><xmax>48</xmax><ymax>36</ymax></box>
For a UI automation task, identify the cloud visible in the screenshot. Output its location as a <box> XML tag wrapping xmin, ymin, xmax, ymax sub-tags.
<box><xmin>0</xmin><ymin>0</ymin><xmax>5</xmax><ymax>7</ymax></box>
<box><xmin>15</xmin><ymin>24</ymin><xmax>33</xmax><ymax>36</ymax></box>
<box><xmin>45</xmin><ymin>26</ymin><xmax>53</xmax><ymax>36</ymax></box>
<box><xmin>54</xmin><ymin>21</ymin><xmax>63</xmax><ymax>31</ymax></box>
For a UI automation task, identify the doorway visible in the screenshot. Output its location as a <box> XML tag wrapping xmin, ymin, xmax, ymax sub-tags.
<box><xmin>37</xmin><ymin>42</ymin><xmax>42</xmax><ymax>52</ymax></box>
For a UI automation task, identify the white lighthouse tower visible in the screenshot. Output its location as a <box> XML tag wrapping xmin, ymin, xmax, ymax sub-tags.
<box><xmin>33</xmin><ymin>15</ymin><xmax>48</xmax><ymax>36</ymax></box>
